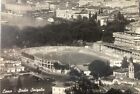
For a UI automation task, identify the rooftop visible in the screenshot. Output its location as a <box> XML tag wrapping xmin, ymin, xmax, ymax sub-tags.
<box><xmin>101</xmin><ymin>42</ymin><xmax>132</xmax><ymax>53</ymax></box>
<box><xmin>100</xmin><ymin>41</ymin><xmax>140</xmax><ymax>54</ymax></box>
<box><xmin>101</xmin><ymin>75</ymin><xmax>115</xmax><ymax>81</ymax></box>
<box><xmin>111</xmin><ymin>84</ymin><xmax>139</xmax><ymax>93</ymax></box>
<box><xmin>76</xmin><ymin>65</ymin><xmax>89</xmax><ymax>71</ymax></box>
<box><xmin>127</xmin><ymin>20</ymin><xmax>140</xmax><ymax>32</ymax></box>
<box><xmin>53</xmin><ymin>81</ymin><xmax>73</xmax><ymax>87</ymax></box>
<box><xmin>114</xmin><ymin>68</ymin><xmax>128</xmax><ymax>73</ymax></box>
<box><xmin>75</xmin><ymin>9</ymin><xmax>88</xmax><ymax>14</ymax></box>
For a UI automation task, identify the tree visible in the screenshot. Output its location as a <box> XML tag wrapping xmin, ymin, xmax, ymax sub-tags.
<box><xmin>54</xmin><ymin>62</ymin><xmax>69</xmax><ymax>70</ymax></box>
<box><xmin>89</xmin><ymin>11</ymin><xmax>92</xmax><ymax>19</ymax></box>
<box><xmin>106</xmin><ymin>88</ymin><xmax>134</xmax><ymax>94</ymax></box>
<box><xmin>36</xmin><ymin>67</ymin><xmax>41</xmax><ymax>73</ymax></box>
<box><xmin>106</xmin><ymin>88</ymin><xmax>123</xmax><ymax>94</ymax></box>
<box><xmin>77</xmin><ymin>15</ymin><xmax>83</xmax><ymax>21</ymax></box>
<box><xmin>89</xmin><ymin>14</ymin><xmax>97</xmax><ymax>23</ymax></box>
<box><xmin>88</xmin><ymin>60</ymin><xmax>112</xmax><ymax>78</ymax></box>
<box><xmin>69</xmin><ymin>68</ymin><xmax>81</xmax><ymax>76</ymax></box>
<box><xmin>121</xmin><ymin>56</ymin><xmax>129</xmax><ymax>68</ymax></box>
<box><xmin>2</xmin><ymin>16</ymin><xmax>102</xmax><ymax>48</ymax></box>
<box><xmin>83</xmin><ymin>16</ymin><xmax>88</xmax><ymax>22</ymax></box>
<box><xmin>129</xmin><ymin>57</ymin><xmax>133</xmax><ymax>63</ymax></box>
<box><xmin>124</xmin><ymin>89</ymin><xmax>133</xmax><ymax>94</ymax></box>
<box><xmin>102</xmin><ymin>31</ymin><xmax>114</xmax><ymax>43</ymax></box>
<box><xmin>65</xmin><ymin>76</ymin><xmax>99</xmax><ymax>94</ymax></box>
<box><xmin>112</xmin><ymin>11</ymin><xmax>128</xmax><ymax>32</ymax></box>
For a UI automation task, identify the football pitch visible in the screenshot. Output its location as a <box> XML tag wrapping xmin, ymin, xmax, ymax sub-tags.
<box><xmin>25</xmin><ymin>46</ymin><xmax>107</xmax><ymax>65</ymax></box>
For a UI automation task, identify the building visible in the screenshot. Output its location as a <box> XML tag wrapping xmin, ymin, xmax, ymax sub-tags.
<box><xmin>113</xmin><ymin>68</ymin><xmax>128</xmax><ymax>79</ymax></box>
<box><xmin>48</xmin><ymin>2</ymin><xmax>59</xmax><ymax>11</ymax></box>
<box><xmin>104</xmin><ymin>0</ymin><xmax>137</xmax><ymax>8</ymax></box>
<box><xmin>92</xmin><ymin>41</ymin><xmax>123</xmax><ymax>67</ymax></box>
<box><xmin>101</xmin><ymin>76</ymin><xmax>115</xmax><ymax>85</ymax></box>
<box><xmin>0</xmin><ymin>58</ymin><xmax>25</xmax><ymax>74</ymax></box>
<box><xmin>4</xmin><ymin>3</ymin><xmax>51</xmax><ymax>14</ymax></box>
<box><xmin>128</xmin><ymin>58</ymin><xmax>135</xmax><ymax>79</ymax></box>
<box><xmin>109</xmin><ymin>59</ymin><xmax>122</xmax><ymax>67</ymax></box>
<box><xmin>101</xmin><ymin>76</ymin><xmax>140</xmax><ymax>86</ymax></box>
<box><xmin>22</xmin><ymin>52</ymin><xmax>55</xmax><ymax>71</ymax></box>
<box><xmin>5</xmin><ymin>4</ymin><xmax>34</xmax><ymax>14</ymax></box>
<box><xmin>0</xmin><ymin>57</ymin><xmax>5</xmax><ymax>73</ymax></box>
<box><xmin>52</xmin><ymin>82</ymin><xmax>72</xmax><ymax>94</ymax></box>
<box><xmin>76</xmin><ymin>65</ymin><xmax>91</xmax><ymax>76</ymax></box>
<box><xmin>3</xmin><ymin>0</ymin><xmax>54</xmax><ymax>15</ymax></box>
<box><xmin>78</xmin><ymin>0</ymin><xmax>103</xmax><ymax>7</ymax></box>
<box><xmin>93</xmin><ymin>21</ymin><xmax>140</xmax><ymax>64</ymax></box>
<box><xmin>101</xmin><ymin>57</ymin><xmax>140</xmax><ymax>87</ymax></box>
<box><xmin>113</xmin><ymin>28</ymin><xmax>140</xmax><ymax>50</ymax></box>
<box><xmin>0</xmin><ymin>63</ymin><xmax>5</xmax><ymax>73</ymax></box>
<box><xmin>4</xmin><ymin>61</ymin><xmax>25</xmax><ymax>73</ymax></box>
<box><xmin>73</xmin><ymin>10</ymin><xmax>90</xmax><ymax>19</ymax></box>
<box><xmin>97</xmin><ymin>15</ymin><xmax>109</xmax><ymax>26</ymax></box>
<box><xmin>113</xmin><ymin>26</ymin><xmax>140</xmax><ymax>61</ymax></box>
<box><xmin>21</xmin><ymin>52</ymin><xmax>70</xmax><ymax>74</ymax></box>
<box><xmin>112</xmin><ymin>57</ymin><xmax>135</xmax><ymax>79</ymax></box>
<box><xmin>78</xmin><ymin>0</ymin><xmax>138</xmax><ymax>8</ymax></box>
<box><xmin>6</xmin><ymin>66</ymin><xmax>25</xmax><ymax>73</ymax></box>
<box><xmin>56</xmin><ymin>9</ymin><xmax>77</xmax><ymax>20</ymax></box>
<box><xmin>56</xmin><ymin>9</ymin><xmax>92</xmax><ymax>20</ymax></box>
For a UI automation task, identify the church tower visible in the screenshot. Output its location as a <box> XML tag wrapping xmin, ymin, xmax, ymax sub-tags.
<box><xmin>137</xmin><ymin>0</ymin><xmax>140</xmax><ymax>16</ymax></box>
<box><xmin>139</xmin><ymin>0</ymin><xmax>140</xmax><ymax>17</ymax></box>
<box><xmin>128</xmin><ymin>57</ymin><xmax>135</xmax><ymax>79</ymax></box>
<box><xmin>138</xmin><ymin>0</ymin><xmax>140</xmax><ymax>16</ymax></box>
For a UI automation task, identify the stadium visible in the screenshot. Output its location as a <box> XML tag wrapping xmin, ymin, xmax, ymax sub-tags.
<box><xmin>22</xmin><ymin>46</ymin><xmax>107</xmax><ymax>65</ymax></box>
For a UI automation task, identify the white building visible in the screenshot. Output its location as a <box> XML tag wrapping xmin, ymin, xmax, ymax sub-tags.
<box><xmin>56</xmin><ymin>9</ymin><xmax>90</xmax><ymax>20</ymax></box>
<box><xmin>113</xmin><ymin>28</ymin><xmax>140</xmax><ymax>50</ymax></box>
<box><xmin>78</xmin><ymin>0</ymin><xmax>138</xmax><ymax>8</ymax></box>
<box><xmin>101</xmin><ymin>77</ymin><xmax>139</xmax><ymax>86</ymax></box>
<box><xmin>73</xmin><ymin>12</ymin><xmax>89</xmax><ymax>19</ymax></box>
<box><xmin>49</xmin><ymin>2</ymin><xmax>59</xmax><ymax>10</ymax></box>
<box><xmin>0</xmin><ymin>59</ymin><xmax>25</xmax><ymax>74</ymax></box>
<box><xmin>52</xmin><ymin>82</ymin><xmax>72</xmax><ymax>94</ymax></box>
<box><xmin>109</xmin><ymin>59</ymin><xmax>122</xmax><ymax>67</ymax></box>
<box><xmin>5</xmin><ymin>4</ymin><xmax>34</xmax><ymax>14</ymax></box>
<box><xmin>101</xmin><ymin>76</ymin><xmax>115</xmax><ymax>85</ymax></box>
<box><xmin>93</xmin><ymin>23</ymin><xmax>140</xmax><ymax>64</ymax></box>
<box><xmin>128</xmin><ymin>60</ymin><xmax>135</xmax><ymax>79</ymax></box>
<box><xmin>104</xmin><ymin>0</ymin><xmax>137</xmax><ymax>8</ymax></box>
<box><xmin>4</xmin><ymin>1</ymin><xmax>50</xmax><ymax>14</ymax></box>
<box><xmin>56</xmin><ymin>9</ymin><xmax>80</xmax><ymax>20</ymax></box>
<box><xmin>35</xmin><ymin>2</ymin><xmax>50</xmax><ymax>10</ymax></box>
<box><xmin>0</xmin><ymin>57</ymin><xmax>5</xmax><ymax>73</ymax></box>
<box><xmin>97</xmin><ymin>15</ymin><xmax>109</xmax><ymax>26</ymax></box>
<box><xmin>113</xmin><ymin>26</ymin><xmax>140</xmax><ymax>61</ymax></box>
<box><xmin>113</xmin><ymin>68</ymin><xmax>128</xmax><ymax>79</ymax></box>
<box><xmin>101</xmin><ymin>57</ymin><xmax>138</xmax><ymax>86</ymax></box>
<box><xmin>7</xmin><ymin>66</ymin><xmax>25</xmax><ymax>73</ymax></box>
<box><xmin>78</xmin><ymin>0</ymin><xmax>102</xmax><ymax>7</ymax></box>
<box><xmin>56</xmin><ymin>9</ymin><xmax>74</xmax><ymax>19</ymax></box>
<box><xmin>4</xmin><ymin>61</ymin><xmax>25</xmax><ymax>73</ymax></box>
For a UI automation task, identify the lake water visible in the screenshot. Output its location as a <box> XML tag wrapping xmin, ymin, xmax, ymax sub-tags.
<box><xmin>0</xmin><ymin>75</ymin><xmax>52</xmax><ymax>94</ymax></box>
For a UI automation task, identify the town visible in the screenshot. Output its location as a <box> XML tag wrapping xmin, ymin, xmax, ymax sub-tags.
<box><xmin>1</xmin><ymin>0</ymin><xmax>140</xmax><ymax>94</ymax></box>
